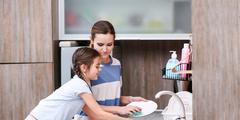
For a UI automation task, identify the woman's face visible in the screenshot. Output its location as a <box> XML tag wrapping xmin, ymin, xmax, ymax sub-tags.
<box><xmin>91</xmin><ymin>33</ymin><xmax>114</xmax><ymax>59</ymax></box>
<box><xmin>86</xmin><ymin>57</ymin><xmax>101</xmax><ymax>80</ymax></box>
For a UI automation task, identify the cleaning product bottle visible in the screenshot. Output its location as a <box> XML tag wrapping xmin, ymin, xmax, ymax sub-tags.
<box><xmin>166</xmin><ymin>51</ymin><xmax>180</xmax><ymax>79</ymax></box>
<box><xmin>180</xmin><ymin>43</ymin><xmax>191</xmax><ymax>78</ymax></box>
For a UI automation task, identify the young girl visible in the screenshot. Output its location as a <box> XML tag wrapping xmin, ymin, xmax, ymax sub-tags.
<box><xmin>77</xmin><ymin>20</ymin><xmax>146</xmax><ymax>120</ymax></box>
<box><xmin>25</xmin><ymin>48</ymin><xmax>129</xmax><ymax>120</ymax></box>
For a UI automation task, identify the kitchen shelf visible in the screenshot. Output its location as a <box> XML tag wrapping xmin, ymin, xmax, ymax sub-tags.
<box><xmin>162</xmin><ymin>62</ymin><xmax>192</xmax><ymax>81</ymax></box>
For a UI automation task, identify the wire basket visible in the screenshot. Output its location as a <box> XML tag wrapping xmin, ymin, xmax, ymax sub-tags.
<box><xmin>162</xmin><ymin>62</ymin><xmax>192</xmax><ymax>81</ymax></box>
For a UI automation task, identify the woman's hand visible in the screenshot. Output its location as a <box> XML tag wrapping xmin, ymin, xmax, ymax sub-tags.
<box><xmin>129</xmin><ymin>96</ymin><xmax>147</xmax><ymax>102</ymax></box>
<box><xmin>117</xmin><ymin>105</ymin><xmax>142</xmax><ymax>116</ymax></box>
<box><xmin>120</xmin><ymin>96</ymin><xmax>147</xmax><ymax>105</ymax></box>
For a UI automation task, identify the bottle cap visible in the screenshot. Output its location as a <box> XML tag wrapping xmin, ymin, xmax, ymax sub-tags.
<box><xmin>170</xmin><ymin>51</ymin><xmax>177</xmax><ymax>59</ymax></box>
<box><xmin>184</xmin><ymin>43</ymin><xmax>189</xmax><ymax>48</ymax></box>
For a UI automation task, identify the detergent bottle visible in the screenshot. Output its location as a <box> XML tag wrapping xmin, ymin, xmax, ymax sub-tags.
<box><xmin>166</xmin><ymin>51</ymin><xmax>180</xmax><ymax>79</ymax></box>
<box><xmin>180</xmin><ymin>43</ymin><xmax>191</xmax><ymax>78</ymax></box>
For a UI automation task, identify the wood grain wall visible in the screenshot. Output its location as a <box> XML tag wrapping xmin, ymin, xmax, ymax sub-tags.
<box><xmin>0</xmin><ymin>0</ymin><xmax>54</xmax><ymax>119</ymax></box>
<box><xmin>120</xmin><ymin>40</ymin><xmax>190</xmax><ymax>108</ymax></box>
<box><xmin>0</xmin><ymin>64</ymin><xmax>54</xmax><ymax>119</ymax></box>
<box><xmin>192</xmin><ymin>0</ymin><xmax>240</xmax><ymax>119</ymax></box>
<box><xmin>0</xmin><ymin>0</ymin><xmax>52</xmax><ymax>63</ymax></box>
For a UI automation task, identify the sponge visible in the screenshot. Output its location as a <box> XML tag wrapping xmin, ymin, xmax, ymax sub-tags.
<box><xmin>129</xmin><ymin>111</ymin><xmax>142</xmax><ymax>117</ymax></box>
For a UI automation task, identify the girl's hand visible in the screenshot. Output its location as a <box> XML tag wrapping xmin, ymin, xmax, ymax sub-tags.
<box><xmin>117</xmin><ymin>105</ymin><xmax>142</xmax><ymax>116</ymax></box>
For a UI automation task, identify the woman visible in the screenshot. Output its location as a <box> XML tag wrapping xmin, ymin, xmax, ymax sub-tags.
<box><xmin>77</xmin><ymin>20</ymin><xmax>146</xmax><ymax>120</ymax></box>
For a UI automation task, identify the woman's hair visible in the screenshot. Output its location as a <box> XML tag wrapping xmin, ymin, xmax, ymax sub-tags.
<box><xmin>72</xmin><ymin>47</ymin><xmax>100</xmax><ymax>79</ymax></box>
<box><xmin>91</xmin><ymin>20</ymin><xmax>115</xmax><ymax>41</ymax></box>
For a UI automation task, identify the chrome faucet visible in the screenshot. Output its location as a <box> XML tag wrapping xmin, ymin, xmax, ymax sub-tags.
<box><xmin>155</xmin><ymin>91</ymin><xmax>186</xmax><ymax>120</ymax></box>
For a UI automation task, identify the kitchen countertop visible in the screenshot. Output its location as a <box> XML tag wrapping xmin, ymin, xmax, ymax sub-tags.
<box><xmin>131</xmin><ymin>110</ymin><xmax>163</xmax><ymax>120</ymax></box>
<box><xmin>130</xmin><ymin>110</ymin><xmax>190</xmax><ymax>120</ymax></box>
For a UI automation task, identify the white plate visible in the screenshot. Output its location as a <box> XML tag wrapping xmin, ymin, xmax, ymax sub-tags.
<box><xmin>127</xmin><ymin>100</ymin><xmax>158</xmax><ymax>117</ymax></box>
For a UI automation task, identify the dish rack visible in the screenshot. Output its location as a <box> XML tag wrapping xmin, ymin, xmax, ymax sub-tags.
<box><xmin>162</xmin><ymin>62</ymin><xmax>192</xmax><ymax>81</ymax></box>
<box><xmin>162</xmin><ymin>91</ymin><xmax>193</xmax><ymax>120</ymax></box>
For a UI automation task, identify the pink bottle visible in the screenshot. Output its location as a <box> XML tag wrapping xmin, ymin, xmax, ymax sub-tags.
<box><xmin>180</xmin><ymin>43</ymin><xmax>190</xmax><ymax>78</ymax></box>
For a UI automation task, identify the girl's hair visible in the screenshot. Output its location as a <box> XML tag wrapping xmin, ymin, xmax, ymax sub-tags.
<box><xmin>90</xmin><ymin>20</ymin><xmax>115</xmax><ymax>43</ymax></box>
<box><xmin>72</xmin><ymin>47</ymin><xmax>100</xmax><ymax>79</ymax></box>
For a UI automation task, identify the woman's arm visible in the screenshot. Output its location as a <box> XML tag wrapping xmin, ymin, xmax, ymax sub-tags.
<box><xmin>120</xmin><ymin>96</ymin><xmax>147</xmax><ymax>105</ymax></box>
<box><xmin>79</xmin><ymin>93</ymin><xmax>130</xmax><ymax>120</ymax></box>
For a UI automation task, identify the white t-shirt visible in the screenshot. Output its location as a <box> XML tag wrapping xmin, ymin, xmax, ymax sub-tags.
<box><xmin>30</xmin><ymin>75</ymin><xmax>91</xmax><ymax>120</ymax></box>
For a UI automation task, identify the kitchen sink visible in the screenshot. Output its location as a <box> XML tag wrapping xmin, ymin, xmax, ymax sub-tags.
<box><xmin>132</xmin><ymin>109</ymin><xmax>189</xmax><ymax>120</ymax></box>
<box><xmin>132</xmin><ymin>110</ymin><xmax>163</xmax><ymax>120</ymax></box>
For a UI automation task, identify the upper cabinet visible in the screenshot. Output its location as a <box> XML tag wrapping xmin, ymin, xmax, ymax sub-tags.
<box><xmin>0</xmin><ymin>0</ymin><xmax>52</xmax><ymax>63</ymax></box>
<box><xmin>58</xmin><ymin>0</ymin><xmax>192</xmax><ymax>40</ymax></box>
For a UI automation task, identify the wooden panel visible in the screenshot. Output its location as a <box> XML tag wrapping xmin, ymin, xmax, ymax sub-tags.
<box><xmin>120</xmin><ymin>40</ymin><xmax>189</xmax><ymax>108</ymax></box>
<box><xmin>52</xmin><ymin>0</ymin><xmax>59</xmax><ymax>40</ymax></box>
<box><xmin>0</xmin><ymin>64</ymin><xmax>54</xmax><ymax>120</ymax></box>
<box><xmin>0</xmin><ymin>0</ymin><xmax>52</xmax><ymax>63</ymax></box>
<box><xmin>192</xmin><ymin>0</ymin><xmax>240</xmax><ymax>119</ymax></box>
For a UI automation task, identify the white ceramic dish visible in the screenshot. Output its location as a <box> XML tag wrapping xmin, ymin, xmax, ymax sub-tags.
<box><xmin>127</xmin><ymin>100</ymin><xmax>158</xmax><ymax>117</ymax></box>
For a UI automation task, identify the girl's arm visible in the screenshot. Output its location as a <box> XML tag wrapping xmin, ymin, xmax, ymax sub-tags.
<box><xmin>79</xmin><ymin>93</ymin><xmax>130</xmax><ymax>120</ymax></box>
<box><xmin>83</xmin><ymin>104</ymin><xmax>141</xmax><ymax>116</ymax></box>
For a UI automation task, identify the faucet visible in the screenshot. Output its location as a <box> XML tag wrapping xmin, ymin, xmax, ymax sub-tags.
<box><xmin>155</xmin><ymin>91</ymin><xmax>186</xmax><ymax>120</ymax></box>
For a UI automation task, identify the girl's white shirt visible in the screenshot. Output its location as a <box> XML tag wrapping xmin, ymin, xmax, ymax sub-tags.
<box><xmin>30</xmin><ymin>75</ymin><xmax>91</xmax><ymax>120</ymax></box>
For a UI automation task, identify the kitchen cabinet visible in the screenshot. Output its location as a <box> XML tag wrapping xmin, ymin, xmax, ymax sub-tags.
<box><xmin>0</xmin><ymin>0</ymin><xmax>52</xmax><ymax>63</ymax></box>
<box><xmin>0</xmin><ymin>0</ymin><xmax>55</xmax><ymax>120</ymax></box>
<box><xmin>192</xmin><ymin>0</ymin><xmax>240</xmax><ymax>119</ymax></box>
<box><xmin>0</xmin><ymin>64</ymin><xmax>54</xmax><ymax>120</ymax></box>
<box><xmin>58</xmin><ymin>0</ymin><xmax>191</xmax><ymax>40</ymax></box>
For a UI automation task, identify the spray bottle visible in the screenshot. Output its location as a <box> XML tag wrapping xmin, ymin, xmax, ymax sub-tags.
<box><xmin>166</xmin><ymin>51</ymin><xmax>180</xmax><ymax>79</ymax></box>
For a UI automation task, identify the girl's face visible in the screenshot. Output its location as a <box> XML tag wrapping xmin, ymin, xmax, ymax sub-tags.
<box><xmin>91</xmin><ymin>33</ymin><xmax>114</xmax><ymax>59</ymax></box>
<box><xmin>85</xmin><ymin>57</ymin><xmax>101</xmax><ymax>80</ymax></box>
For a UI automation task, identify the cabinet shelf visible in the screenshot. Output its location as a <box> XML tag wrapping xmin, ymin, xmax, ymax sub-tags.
<box><xmin>58</xmin><ymin>0</ymin><xmax>192</xmax><ymax>40</ymax></box>
<box><xmin>162</xmin><ymin>62</ymin><xmax>192</xmax><ymax>81</ymax></box>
